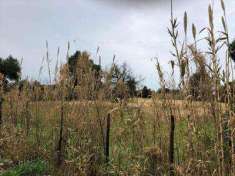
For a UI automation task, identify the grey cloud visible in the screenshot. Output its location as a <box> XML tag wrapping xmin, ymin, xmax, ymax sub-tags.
<box><xmin>93</xmin><ymin>0</ymin><xmax>168</xmax><ymax>9</ymax></box>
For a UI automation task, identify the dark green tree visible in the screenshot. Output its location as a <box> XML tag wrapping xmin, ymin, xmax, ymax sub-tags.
<box><xmin>67</xmin><ymin>51</ymin><xmax>101</xmax><ymax>86</ymax></box>
<box><xmin>141</xmin><ymin>86</ymin><xmax>152</xmax><ymax>98</ymax></box>
<box><xmin>63</xmin><ymin>51</ymin><xmax>102</xmax><ymax>100</ymax></box>
<box><xmin>0</xmin><ymin>56</ymin><xmax>21</xmax><ymax>82</ymax></box>
<box><xmin>229</xmin><ymin>40</ymin><xmax>235</xmax><ymax>62</ymax></box>
<box><xmin>108</xmin><ymin>63</ymin><xmax>138</xmax><ymax>99</ymax></box>
<box><xmin>126</xmin><ymin>76</ymin><xmax>137</xmax><ymax>97</ymax></box>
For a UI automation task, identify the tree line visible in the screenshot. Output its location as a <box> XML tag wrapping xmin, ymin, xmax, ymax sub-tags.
<box><xmin>0</xmin><ymin>39</ymin><xmax>235</xmax><ymax>101</ymax></box>
<box><xmin>0</xmin><ymin>51</ymin><xmax>153</xmax><ymax>101</ymax></box>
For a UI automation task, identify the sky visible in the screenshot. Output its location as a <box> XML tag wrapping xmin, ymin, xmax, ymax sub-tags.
<box><xmin>0</xmin><ymin>0</ymin><xmax>234</xmax><ymax>89</ymax></box>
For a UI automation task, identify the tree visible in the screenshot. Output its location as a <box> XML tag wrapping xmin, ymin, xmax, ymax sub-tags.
<box><xmin>126</xmin><ymin>77</ymin><xmax>137</xmax><ymax>97</ymax></box>
<box><xmin>106</xmin><ymin>63</ymin><xmax>138</xmax><ymax>99</ymax></box>
<box><xmin>188</xmin><ymin>45</ymin><xmax>212</xmax><ymax>100</ymax></box>
<box><xmin>0</xmin><ymin>56</ymin><xmax>21</xmax><ymax>82</ymax></box>
<box><xmin>141</xmin><ymin>86</ymin><xmax>152</xmax><ymax>98</ymax></box>
<box><xmin>188</xmin><ymin>72</ymin><xmax>211</xmax><ymax>100</ymax></box>
<box><xmin>59</xmin><ymin>50</ymin><xmax>102</xmax><ymax>100</ymax></box>
<box><xmin>229</xmin><ymin>40</ymin><xmax>235</xmax><ymax>62</ymax></box>
<box><xmin>67</xmin><ymin>51</ymin><xmax>101</xmax><ymax>87</ymax></box>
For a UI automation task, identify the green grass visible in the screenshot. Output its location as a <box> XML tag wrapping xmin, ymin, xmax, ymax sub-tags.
<box><xmin>1</xmin><ymin>160</ymin><xmax>47</xmax><ymax>176</ymax></box>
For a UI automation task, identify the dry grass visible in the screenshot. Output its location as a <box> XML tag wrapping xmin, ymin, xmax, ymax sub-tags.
<box><xmin>0</xmin><ymin>0</ymin><xmax>235</xmax><ymax>175</ymax></box>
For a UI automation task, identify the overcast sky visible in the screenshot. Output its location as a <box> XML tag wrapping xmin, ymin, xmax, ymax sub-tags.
<box><xmin>0</xmin><ymin>0</ymin><xmax>234</xmax><ymax>89</ymax></box>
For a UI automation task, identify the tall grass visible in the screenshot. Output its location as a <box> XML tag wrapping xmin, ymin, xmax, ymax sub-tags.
<box><xmin>0</xmin><ymin>0</ymin><xmax>234</xmax><ymax>175</ymax></box>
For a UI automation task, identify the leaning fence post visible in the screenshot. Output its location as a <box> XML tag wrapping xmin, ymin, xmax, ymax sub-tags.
<box><xmin>25</xmin><ymin>101</ymin><xmax>30</xmax><ymax>136</ymax></box>
<box><xmin>105</xmin><ymin>113</ymin><xmax>111</xmax><ymax>163</ymax></box>
<box><xmin>0</xmin><ymin>97</ymin><xmax>2</xmax><ymax>126</ymax></box>
<box><xmin>169</xmin><ymin>114</ymin><xmax>175</xmax><ymax>176</ymax></box>
<box><xmin>56</xmin><ymin>102</ymin><xmax>64</xmax><ymax>166</ymax></box>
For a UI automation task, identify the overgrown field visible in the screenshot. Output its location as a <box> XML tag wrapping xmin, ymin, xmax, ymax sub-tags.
<box><xmin>0</xmin><ymin>94</ymin><xmax>234</xmax><ymax>175</ymax></box>
<box><xmin>1</xmin><ymin>0</ymin><xmax>235</xmax><ymax>175</ymax></box>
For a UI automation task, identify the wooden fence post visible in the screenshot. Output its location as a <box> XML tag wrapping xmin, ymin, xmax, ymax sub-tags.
<box><xmin>25</xmin><ymin>101</ymin><xmax>30</xmax><ymax>136</ymax></box>
<box><xmin>169</xmin><ymin>115</ymin><xmax>175</xmax><ymax>176</ymax></box>
<box><xmin>56</xmin><ymin>102</ymin><xmax>64</xmax><ymax>166</ymax></box>
<box><xmin>0</xmin><ymin>97</ymin><xmax>2</xmax><ymax>125</ymax></box>
<box><xmin>105</xmin><ymin>113</ymin><xmax>111</xmax><ymax>163</ymax></box>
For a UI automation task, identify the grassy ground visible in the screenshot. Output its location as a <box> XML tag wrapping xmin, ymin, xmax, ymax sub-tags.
<box><xmin>0</xmin><ymin>97</ymin><xmax>223</xmax><ymax>175</ymax></box>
